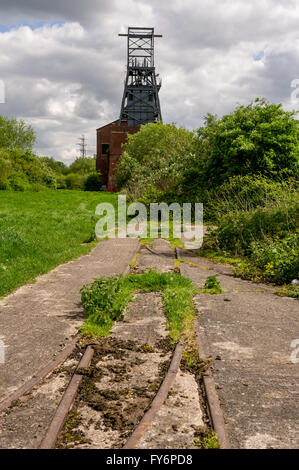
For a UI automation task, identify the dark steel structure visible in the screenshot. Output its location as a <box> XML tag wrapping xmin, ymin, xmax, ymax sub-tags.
<box><xmin>96</xmin><ymin>27</ymin><xmax>163</xmax><ymax>192</ymax></box>
<box><xmin>119</xmin><ymin>27</ymin><xmax>162</xmax><ymax>126</ymax></box>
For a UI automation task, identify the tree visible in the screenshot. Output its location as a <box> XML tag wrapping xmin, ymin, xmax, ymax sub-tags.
<box><xmin>40</xmin><ymin>157</ymin><xmax>68</xmax><ymax>174</ymax></box>
<box><xmin>68</xmin><ymin>156</ymin><xmax>96</xmax><ymax>175</ymax></box>
<box><xmin>197</xmin><ymin>98</ymin><xmax>299</xmax><ymax>186</ymax></box>
<box><xmin>0</xmin><ymin>115</ymin><xmax>36</xmax><ymax>150</ymax></box>
<box><xmin>116</xmin><ymin>122</ymin><xmax>197</xmax><ymax>201</ymax></box>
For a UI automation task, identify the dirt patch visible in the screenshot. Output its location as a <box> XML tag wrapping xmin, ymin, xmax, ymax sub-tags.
<box><xmin>56</xmin><ymin>336</ymin><xmax>172</xmax><ymax>449</ymax></box>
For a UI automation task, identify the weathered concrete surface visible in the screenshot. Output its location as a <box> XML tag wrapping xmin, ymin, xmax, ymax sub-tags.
<box><xmin>138</xmin><ymin>370</ymin><xmax>204</xmax><ymax>449</ymax></box>
<box><xmin>0</xmin><ymin>238</ymin><xmax>139</xmax><ymax>404</ymax></box>
<box><xmin>136</xmin><ymin>239</ymin><xmax>175</xmax><ymax>273</ymax></box>
<box><xmin>0</xmin><ymin>357</ymin><xmax>78</xmax><ymax>449</ymax></box>
<box><xmin>178</xmin><ymin>248</ymin><xmax>299</xmax><ymax>449</ymax></box>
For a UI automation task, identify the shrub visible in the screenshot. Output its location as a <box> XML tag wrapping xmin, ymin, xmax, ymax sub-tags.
<box><xmin>68</xmin><ymin>156</ymin><xmax>96</xmax><ymax>175</ymax></box>
<box><xmin>9</xmin><ymin>175</ymin><xmax>31</xmax><ymax>191</ymax></box>
<box><xmin>197</xmin><ymin>98</ymin><xmax>299</xmax><ymax>186</ymax></box>
<box><xmin>207</xmin><ymin>195</ymin><xmax>298</xmax><ymax>255</ymax></box>
<box><xmin>116</xmin><ymin>122</ymin><xmax>197</xmax><ymax>201</ymax></box>
<box><xmin>0</xmin><ymin>148</ymin><xmax>57</xmax><ymax>191</ymax></box>
<box><xmin>249</xmin><ymin>234</ymin><xmax>299</xmax><ymax>284</ymax></box>
<box><xmin>64</xmin><ymin>173</ymin><xmax>84</xmax><ymax>190</ymax></box>
<box><xmin>84</xmin><ymin>173</ymin><xmax>102</xmax><ymax>191</ymax></box>
<box><xmin>56</xmin><ymin>174</ymin><xmax>67</xmax><ymax>189</ymax></box>
<box><xmin>204</xmin><ymin>175</ymin><xmax>294</xmax><ymax>221</ymax></box>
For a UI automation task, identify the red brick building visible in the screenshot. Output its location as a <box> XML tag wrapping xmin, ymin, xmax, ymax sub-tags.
<box><xmin>96</xmin><ymin>119</ymin><xmax>139</xmax><ymax>192</ymax></box>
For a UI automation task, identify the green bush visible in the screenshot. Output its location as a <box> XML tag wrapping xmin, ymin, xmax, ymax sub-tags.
<box><xmin>197</xmin><ymin>98</ymin><xmax>299</xmax><ymax>186</ymax></box>
<box><xmin>64</xmin><ymin>173</ymin><xmax>84</xmax><ymax>190</ymax></box>
<box><xmin>0</xmin><ymin>148</ymin><xmax>57</xmax><ymax>191</ymax></box>
<box><xmin>68</xmin><ymin>156</ymin><xmax>96</xmax><ymax>175</ymax></box>
<box><xmin>249</xmin><ymin>234</ymin><xmax>299</xmax><ymax>284</ymax></box>
<box><xmin>207</xmin><ymin>195</ymin><xmax>298</xmax><ymax>255</ymax></box>
<box><xmin>204</xmin><ymin>175</ymin><xmax>294</xmax><ymax>221</ymax></box>
<box><xmin>116</xmin><ymin>122</ymin><xmax>197</xmax><ymax>201</ymax></box>
<box><xmin>56</xmin><ymin>174</ymin><xmax>67</xmax><ymax>189</ymax></box>
<box><xmin>83</xmin><ymin>173</ymin><xmax>102</xmax><ymax>191</ymax></box>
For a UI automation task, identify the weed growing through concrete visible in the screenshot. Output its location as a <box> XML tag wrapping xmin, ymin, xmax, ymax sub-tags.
<box><xmin>199</xmin><ymin>275</ymin><xmax>224</xmax><ymax>295</ymax></box>
<box><xmin>80</xmin><ymin>270</ymin><xmax>197</xmax><ymax>342</ymax></box>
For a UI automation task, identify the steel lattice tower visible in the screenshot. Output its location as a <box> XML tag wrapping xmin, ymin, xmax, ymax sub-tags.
<box><xmin>118</xmin><ymin>27</ymin><xmax>162</xmax><ymax>126</ymax></box>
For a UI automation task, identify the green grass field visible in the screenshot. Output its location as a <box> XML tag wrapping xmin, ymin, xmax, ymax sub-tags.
<box><xmin>0</xmin><ymin>190</ymin><xmax>118</xmax><ymax>298</ymax></box>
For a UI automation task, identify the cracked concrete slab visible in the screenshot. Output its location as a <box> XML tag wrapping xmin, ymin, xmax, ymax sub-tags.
<box><xmin>179</xmin><ymin>250</ymin><xmax>299</xmax><ymax>449</ymax></box>
<box><xmin>0</xmin><ymin>238</ymin><xmax>139</xmax><ymax>404</ymax></box>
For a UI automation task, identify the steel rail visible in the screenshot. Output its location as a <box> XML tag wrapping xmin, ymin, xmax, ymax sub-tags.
<box><xmin>123</xmin><ymin>339</ymin><xmax>184</xmax><ymax>449</ymax></box>
<box><xmin>0</xmin><ymin>335</ymin><xmax>79</xmax><ymax>413</ymax></box>
<box><xmin>39</xmin><ymin>346</ymin><xmax>94</xmax><ymax>449</ymax></box>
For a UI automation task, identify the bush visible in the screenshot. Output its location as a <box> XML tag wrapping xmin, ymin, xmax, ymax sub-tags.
<box><xmin>84</xmin><ymin>173</ymin><xmax>102</xmax><ymax>191</ymax></box>
<box><xmin>207</xmin><ymin>194</ymin><xmax>298</xmax><ymax>255</ymax></box>
<box><xmin>56</xmin><ymin>174</ymin><xmax>67</xmax><ymax>189</ymax></box>
<box><xmin>197</xmin><ymin>98</ymin><xmax>299</xmax><ymax>186</ymax></box>
<box><xmin>234</xmin><ymin>234</ymin><xmax>299</xmax><ymax>284</ymax></box>
<box><xmin>68</xmin><ymin>156</ymin><xmax>96</xmax><ymax>175</ymax></box>
<box><xmin>9</xmin><ymin>175</ymin><xmax>31</xmax><ymax>191</ymax></box>
<box><xmin>0</xmin><ymin>148</ymin><xmax>57</xmax><ymax>191</ymax></box>
<box><xmin>249</xmin><ymin>234</ymin><xmax>299</xmax><ymax>284</ymax></box>
<box><xmin>204</xmin><ymin>175</ymin><xmax>294</xmax><ymax>221</ymax></box>
<box><xmin>116</xmin><ymin>122</ymin><xmax>197</xmax><ymax>201</ymax></box>
<box><xmin>64</xmin><ymin>173</ymin><xmax>84</xmax><ymax>190</ymax></box>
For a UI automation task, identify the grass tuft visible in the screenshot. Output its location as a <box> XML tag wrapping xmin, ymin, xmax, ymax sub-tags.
<box><xmin>80</xmin><ymin>269</ymin><xmax>197</xmax><ymax>342</ymax></box>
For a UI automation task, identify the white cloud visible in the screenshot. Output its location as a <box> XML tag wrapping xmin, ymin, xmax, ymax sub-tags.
<box><xmin>0</xmin><ymin>0</ymin><xmax>298</xmax><ymax>162</ymax></box>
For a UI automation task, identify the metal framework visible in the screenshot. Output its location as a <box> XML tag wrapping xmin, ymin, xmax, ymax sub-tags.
<box><xmin>119</xmin><ymin>27</ymin><xmax>162</xmax><ymax>126</ymax></box>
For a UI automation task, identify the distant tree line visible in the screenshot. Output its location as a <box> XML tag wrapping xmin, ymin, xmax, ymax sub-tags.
<box><xmin>0</xmin><ymin>115</ymin><xmax>102</xmax><ymax>191</ymax></box>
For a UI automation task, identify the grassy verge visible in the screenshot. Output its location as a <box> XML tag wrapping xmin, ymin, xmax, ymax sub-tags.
<box><xmin>80</xmin><ymin>269</ymin><xmax>197</xmax><ymax>342</ymax></box>
<box><xmin>0</xmin><ymin>190</ymin><xmax>118</xmax><ymax>298</ymax></box>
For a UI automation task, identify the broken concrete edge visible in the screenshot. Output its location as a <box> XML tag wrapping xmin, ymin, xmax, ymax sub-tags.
<box><xmin>123</xmin><ymin>339</ymin><xmax>184</xmax><ymax>449</ymax></box>
<box><xmin>0</xmin><ymin>239</ymin><xmax>140</xmax><ymax>415</ymax></box>
<box><xmin>121</xmin><ymin>239</ymin><xmax>141</xmax><ymax>276</ymax></box>
<box><xmin>176</xmin><ymin>247</ymin><xmax>231</xmax><ymax>450</ymax></box>
<box><xmin>39</xmin><ymin>346</ymin><xmax>95</xmax><ymax>449</ymax></box>
<box><xmin>0</xmin><ymin>334</ymin><xmax>80</xmax><ymax>413</ymax></box>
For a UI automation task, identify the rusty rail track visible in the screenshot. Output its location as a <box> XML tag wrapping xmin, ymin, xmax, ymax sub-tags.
<box><xmin>123</xmin><ymin>339</ymin><xmax>184</xmax><ymax>449</ymax></box>
<box><xmin>0</xmin><ymin>335</ymin><xmax>79</xmax><ymax>413</ymax></box>
<box><xmin>39</xmin><ymin>345</ymin><xmax>94</xmax><ymax>449</ymax></box>
<box><xmin>0</xmin><ymin>242</ymin><xmax>230</xmax><ymax>449</ymax></box>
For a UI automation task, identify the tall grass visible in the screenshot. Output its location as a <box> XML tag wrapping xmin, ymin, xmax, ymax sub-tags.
<box><xmin>0</xmin><ymin>190</ymin><xmax>117</xmax><ymax>298</ymax></box>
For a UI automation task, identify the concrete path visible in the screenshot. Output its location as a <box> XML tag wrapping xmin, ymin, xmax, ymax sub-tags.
<box><xmin>0</xmin><ymin>238</ymin><xmax>139</xmax><ymax>404</ymax></box>
<box><xmin>178</xmin><ymin>248</ymin><xmax>299</xmax><ymax>449</ymax></box>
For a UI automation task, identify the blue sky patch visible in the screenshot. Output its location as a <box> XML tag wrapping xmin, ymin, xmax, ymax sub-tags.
<box><xmin>253</xmin><ymin>50</ymin><xmax>265</xmax><ymax>61</ymax></box>
<box><xmin>0</xmin><ymin>21</ymin><xmax>65</xmax><ymax>33</ymax></box>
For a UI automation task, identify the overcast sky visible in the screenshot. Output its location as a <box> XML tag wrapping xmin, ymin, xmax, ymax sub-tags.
<box><xmin>0</xmin><ymin>0</ymin><xmax>298</xmax><ymax>163</ymax></box>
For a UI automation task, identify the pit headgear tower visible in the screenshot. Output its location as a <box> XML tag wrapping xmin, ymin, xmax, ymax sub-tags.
<box><xmin>119</xmin><ymin>27</ymin><xmax>162</xmax><ymax>126</ymax></box>
<box><xmin>96</xmin><ymin>27</ymin><xmax>163</xmax><ymax>192</ymax></box>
